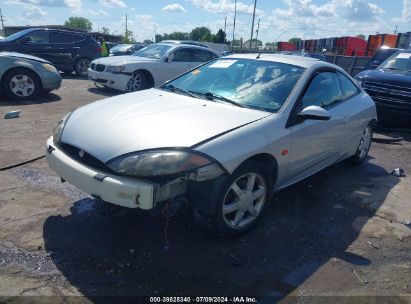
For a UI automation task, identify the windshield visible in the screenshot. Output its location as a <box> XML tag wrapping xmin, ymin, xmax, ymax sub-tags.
<box><xmin>379</xmin><ymin>52</ymin><xmax>411</xmax><ymax>71</ymax></box>
<box><xmin>110</xmin><ymin>44</ymin><xmax>132</xmax><ymax>52</ymax></box>
<box><xmin>163</xmin><ymin>58</ymin><xmax>305</xmax><ymax>113</ymax></box>
<box><xmin>133</xmin><ymin>44</ymin><xmax>172</xmax><ymax>59</ymax></box>
<box><xmin>1</xmin><ymin>29</ymin><xmax>35</xmax><ymax>42</ymax></box>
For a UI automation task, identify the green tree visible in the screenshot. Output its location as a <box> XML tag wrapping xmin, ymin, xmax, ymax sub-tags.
<box><xmin>101</xmin><ymin>27</ymin><xmax>110</xmax><ymax>34</ymax></box>
<box><xmin>191</xmin><ymin>27</ymin><xmax>211</xmax><ymax>41</ymax></box>
<box><xmin>213</xmin><ymin>28</ymin><xmax>226</xmax><ymax>43</ymax></box>
<box><xmin>356</xmin><ymin>34</ymin><xmax>366</xmax><ymax>40</ymax></box>
<box><xmin>122</xmin><ymin>30</ymin><xmax>136</xmax><ymax>43</ymax></box>
<box><xmin>64</xmin><ymin>17</ymin><xmax>93</xmax><ymax>31</ymax></box>
<box><xmin>143</xmin><ymin>39</ymin><xmax>153</xmax><ymax>44</ymax></box>
<box><xmin>288</xmin><ymin>37</ymin><xmax>302</xmax><ymax>47</ymax></box>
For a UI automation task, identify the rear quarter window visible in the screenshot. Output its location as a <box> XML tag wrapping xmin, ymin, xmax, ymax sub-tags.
<box><xmin>51</xmin><ymin>32</ymin><xmax>85</xmax><ymax>43</ymax></box>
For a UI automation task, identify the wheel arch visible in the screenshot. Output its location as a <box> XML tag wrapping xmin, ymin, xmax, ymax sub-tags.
<box><xmin>235</xmin><ymin>153</ymin><xmax>279</xmax><ymax>186</ymax></box>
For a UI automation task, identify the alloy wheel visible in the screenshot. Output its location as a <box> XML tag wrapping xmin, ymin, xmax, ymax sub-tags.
<box><xmin>222</xmin><ymin>173</ymin><xmax>267</xmax><ymax>229</ymax></box>
<box><xmin>10</xmin><ymin>74</ymin><xmax>35</xmax><ymax>97</ymax></box>
<box><xmin>126</xmin><ymin>73</ymin><xmax>143</xmax><ymax>92</ymax></box>
<box><xmin>358</xmin><ymin>126</ymin><xmax>372</xmax><ymax>159</ymax></box>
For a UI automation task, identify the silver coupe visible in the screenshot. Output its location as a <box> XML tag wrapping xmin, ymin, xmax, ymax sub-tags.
<box><xmin>46</xmin><ymin>54</ymin><xmax>377</xmax><ymax>235</ymax></box>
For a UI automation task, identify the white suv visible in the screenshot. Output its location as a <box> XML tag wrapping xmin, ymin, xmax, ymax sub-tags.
<box><xmin>88</xmin><ymin>42</ymin><xmax>221</xmax><ymax>92</ymax></box>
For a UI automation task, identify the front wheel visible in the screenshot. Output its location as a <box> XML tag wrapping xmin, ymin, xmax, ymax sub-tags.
<box><xmin>3</xmin><ymin>68</ymin><xmax>41</xmax><ymax>100</ymax></box>
<box><xmin>210</xmin><ymin>161</ymin><xmax>273</xmax><ymax>236</ymax></box>
<box><xmin>350</xmin><ymin>124</ymin><xmax>373</xmax><ymax>164</ymax></box>
<box><xmin>74</xmin><ymin>58</ymin><xmax>91</xmax><ymax>77</ymax></box>
<box><xmin>126</xmin><ymin>71</ymin><xmax>147</xmax><ymax>92</ymax></box>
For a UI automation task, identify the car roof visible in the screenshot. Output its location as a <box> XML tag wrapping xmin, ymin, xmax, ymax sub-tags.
<box><xmin>223</xmin><ymin>53</ymin><xmax>326</xmax><ymax>68</ymax></box>
<box><xmin>161</xmin><ymin>40</ymin><xmax>209</xmax><ymax>48</ymax></box>
<box><xmin>22</xmin><ymin>28</ymin><xmax>87</xmax><ymax>35</ymax></box>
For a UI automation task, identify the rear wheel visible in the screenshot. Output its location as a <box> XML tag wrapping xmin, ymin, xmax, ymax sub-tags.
<box><xmin>208</xmin><ymin>161</ymin><xmax>273</xmax><ymax>236</ymax></box>
<box><xmin>3</xmin><ymin>68</ymin><xmax>41</xmax><ymax>100</ymax></box>
<box><xmin>350</xmin><ymin>124</ymin><xmax>373</xmax><ymax>164</ymax></box>
<box><xmin>74</xmin><ymin>58</ymin><xmax>91</xmax><ymax>77</ymax></box>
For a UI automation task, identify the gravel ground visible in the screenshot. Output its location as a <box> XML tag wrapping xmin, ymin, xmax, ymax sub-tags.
<box><xmin>0</xmin><ymin>76</ymin><xmax>410</xmax><ymax>303</ymax></box>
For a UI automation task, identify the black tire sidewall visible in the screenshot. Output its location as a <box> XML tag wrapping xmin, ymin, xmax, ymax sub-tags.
<box><xmin>74</xmin><ymin>58</ymin><xmax>91</xmax><ymax>77</ymax></box>
<box><xmin>3</xmin><ymin>68</ymin><xmax>41</xmax><ymax>100</ymax></box>
<box><xmin>212</xmin><ymin>161</ymin><xmax>273</xmax><ymax>236</ymax></box>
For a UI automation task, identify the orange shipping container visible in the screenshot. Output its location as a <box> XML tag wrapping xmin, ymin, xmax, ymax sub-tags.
<box><xmin>381</xmin><ymin>34</ymin><xmax>398</xmax><ymax>48</ymax></box>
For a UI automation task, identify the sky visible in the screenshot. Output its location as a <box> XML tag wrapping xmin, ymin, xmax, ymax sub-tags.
<box><xmin>2</xmin><ymin>0</ymin><xmax>411</xmax><ymax>43</ymax></box>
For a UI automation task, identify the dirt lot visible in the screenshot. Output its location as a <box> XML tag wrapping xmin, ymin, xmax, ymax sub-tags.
<box><xmin>0</xmin><ymin>77</ymin><xmax>410</xmax><ymax>303</ymax></box>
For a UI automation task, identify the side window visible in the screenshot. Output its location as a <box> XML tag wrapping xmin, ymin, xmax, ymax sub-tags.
<box><xmin>192</xmin><ymin>49</ymin><xmax>212</xmax><ymax>62</ymax></box>
<box><xmin>337</xmin><ymin>72</ymin><xmax>359</xmax><ymax>100</ymax></box>
<box><xmin>23</xmin><ymin>31</ymin><xmax>49</xmax><ymax>43</ymax></box>
<box><xmin>172</xmin><ymin>49</ymin><xmax>192</xmax><ymax>62</ymax></box>
<box><xmin>301</xmin><ymin>71</ymin><xmax>342</xmax><ymax>109</ymax></box>
<box><xmin>50</xmin><ymin>32</ymin><xmax>84</xmax><ymax>43</ymax></box>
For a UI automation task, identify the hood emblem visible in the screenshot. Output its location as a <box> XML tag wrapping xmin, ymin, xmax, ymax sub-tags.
<box><xmin>79</xmin><ymin>150</ymin><xmax>85</xmax><ymax>158</ymax></box>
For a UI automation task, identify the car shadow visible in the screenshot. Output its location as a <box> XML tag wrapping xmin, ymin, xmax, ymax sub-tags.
<box><xmin>43</xmin><ymin>159</ymin><xmax>400</xmax><ymax>299</ymax></box>
<box><xmin>87</xmin><ymin>87</ymin><xmax>120</xmax><ymax>97</ymax></box>
<box><xmin>0</xmin><ymin>92</ymin><xmax>61</xmax><ymax>106</ymax></box>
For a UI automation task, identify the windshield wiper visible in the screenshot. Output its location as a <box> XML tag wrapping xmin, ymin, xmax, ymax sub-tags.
<box><xmin>203</xmin><ymin>92</ymin><xmax>248</xmax><ymax>108</ymax></box>
<box><xmin>160</xmin><ymin>84</ymin><xmax>198</xmax><ymax>98</ymax></box>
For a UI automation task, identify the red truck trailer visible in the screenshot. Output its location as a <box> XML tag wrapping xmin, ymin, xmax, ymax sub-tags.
<box><xmin>277</xmin><ymin>42</ymin><xmax>297</xmax><ymax>52</ymax></box>
<box><xmin>336</xmin><ymin>36</ymin><xmax>367</xmax><ymax>56</ymax></box>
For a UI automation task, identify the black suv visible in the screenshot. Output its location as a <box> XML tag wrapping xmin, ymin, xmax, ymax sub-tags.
<box><xmin>0</xmin><ymin>28</ymin><xmax>102</xmax><ymax>76</ymax></box>
<box><xmin>356</xmin><ymin>50</ymin><xmax>411</xmax><ymax>126</ymax></box>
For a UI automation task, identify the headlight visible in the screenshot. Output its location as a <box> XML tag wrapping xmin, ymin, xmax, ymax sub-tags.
<box><xmin>42</xmin><ymin>63</ymin><xmax>58</xmax><ymax>73</ymax></box>
<box><xmin>52</xmin><ymin>112</ymin><xmax>72</xmax><ymax>145</ymax></box>
<box><xmin>106</xmin><ymin>65</ymin><xmax>126</xmax><ymax>73</ymax></box>
<box><xmin>107</xmin><ymin>150</ymin><xmax>213</xmax><ymax>177</ymax></box>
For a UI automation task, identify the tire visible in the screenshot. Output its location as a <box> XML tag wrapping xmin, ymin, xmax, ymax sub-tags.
<box><xmin>2</xmin><ymin>68</ymin><xmax>41</xmax><ymax>100</ymax></box>
<box><xmin>208</xmin><ymin>161</ymin><xmax>273</xmax><ymax>236</ymax></box>
<box><xmin>350</xmin><ymin>124</ymin><xmax>373</xmax><ymax>164</ymax></box>
<box><xmin>74</xmin><ymin>58</ymin><xmax>91</xmax><ymax>77</ymax></box>
<box><xmin>126</xmin><ymin>71</ymin><xmax>148</xmax><ymax>92</ymax></box>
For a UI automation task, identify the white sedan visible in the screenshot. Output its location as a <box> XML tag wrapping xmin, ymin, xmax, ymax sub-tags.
<box><xmin>87</xmin><ymin>42</ymin><xmax>221</xmax><ymax>92</ymax></box>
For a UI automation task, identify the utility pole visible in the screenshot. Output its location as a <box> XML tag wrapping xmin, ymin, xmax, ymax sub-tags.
<box><xmin>125</xmin><ymin>13</ymin><xmax>128</xmax><ymax>34</ymax></box>
<box><xmin>249</xmin><ymin>0</ymin><xmax>257</xmax><ymax>51</ymax></box>
<box><xmin>154</xmin><ymin>28</ymin><xmax>156</xmax><ymax>43</ymax></box>
<box><xmin>0</xmin><ymin>9</ymin><xmax>6</xmax><ymax>37</ymax></box>
<box><xmin>394</xmin><ymin>25</ymin><xmax>398</xmax><ymax>34</ymax></box>
<box><xmin>232</xmin><ymin>0</ymin><xmax>237</xmax><ymax>50</ymax></box>
<box><xmin>224</xmin><ymin>16</ymin><xmax>227</xmax><ymax>35</ymax></box>
<box><xmin>255</xmin><ymin>18</ymin><xmax>260</xmax><ymax>51</ymax></box>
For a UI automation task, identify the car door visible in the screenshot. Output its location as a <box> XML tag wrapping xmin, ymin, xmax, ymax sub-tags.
<box><xmin>13</xmin><ymin>30</ymin><xmax>51</xmax><ymax>61</ymax></box>
<box><xmin>49</xmin><ymin>31</ymin><xmax>83</xmax><ymax>70</ymax></box>
<box><xmin>286</xmin><ymin>70</ymin><xmax>349</xmax><ymax>182</ymax></box>
<box><xmin>168</xmin><ymin>47</ymin><xmax>196</xmax><ymax>77</ymax></box>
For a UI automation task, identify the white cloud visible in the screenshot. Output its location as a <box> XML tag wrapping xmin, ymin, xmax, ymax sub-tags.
<box><xmin>188</xmin><ymin>0</ymin><xmax>263</xmax><ymax>16</ymax></box>
<box><xmin>99</xmin><ymin>0</ymin><xmax>126</xmax><ymax>8</ymax></box>
<box><xmin>393</xmin><ymin>0</ymin><xmax>411</xmax><ymax>22</ymax></box>
<box><xmin>64</xmin><ymin>0</ymin><xmax>81</xmax><ymax>12</ymax></box>
<box><xmin>162</xmin><ymin>3</ymin><xmax>186</xmax><ymax>13</ymax></box>
<box><xmin>22</xmin><ymin>5</ymin><xmax>48</xmax><ymax>19</ymax></box>
<box><xmin>87</xmin><ymin>9</ymin><xmax>108</xmax><ymax>16</ymax></box>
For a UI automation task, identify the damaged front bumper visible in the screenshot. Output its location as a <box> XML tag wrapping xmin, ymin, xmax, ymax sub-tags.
<box><xmin>46</xmin><ymin>137</ymin><xmax>225</xmax><ymax>210</ymax></box>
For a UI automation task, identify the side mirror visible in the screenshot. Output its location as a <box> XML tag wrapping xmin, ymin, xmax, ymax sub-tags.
<box><xmin>18</xmin><ymin>36</ymin><xmax>31</xmax><ymax>43</ymax></box>
<box><xmin>298</xmin><ymin>106</ymin><xmax>331</xmax><ymax>121</ymax></box>
<box><xmin>369</xmin><ymin>60</ymin><xmax>380</xmax><ymax>69</ymax></box>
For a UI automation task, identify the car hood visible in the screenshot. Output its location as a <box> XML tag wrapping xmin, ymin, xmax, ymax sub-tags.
<box><xmin>61</xmin><ymin>88</ymin><xmax>271</xmax><ymax>162</ymax></box>
<box><xmin>93</xmin><ymin>55</ymin><xmax>157</xmax><ymax>65</ymax></box>
<box><xmin>0</xmin><ymin>51</ymin><xmax>51</xmax><ymax>64</ymax></box>
<box><xmin>357</xmin><ymin>68</ymin><xmax>411</xmax><ymax>87</ymax></box>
